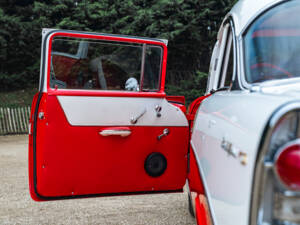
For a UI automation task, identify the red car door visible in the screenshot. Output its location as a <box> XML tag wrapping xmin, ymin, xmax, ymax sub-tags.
<box><xmin>28</xmin><ymin>29</ymin><xmax>189</xmax><ymax>201</ymax></box>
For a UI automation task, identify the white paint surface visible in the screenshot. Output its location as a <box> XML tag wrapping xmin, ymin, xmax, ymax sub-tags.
<box><xmin>57</xmin><ymin>96</ymin><xmax>188</xmax><ymax>127</ymax></box>
<box><xmin>191</xmin><ymin>90</ymin><xmax>300</xmax><ymax>225</ymax></box>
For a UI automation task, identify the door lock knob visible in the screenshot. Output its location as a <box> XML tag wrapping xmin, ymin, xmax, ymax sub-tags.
<box><xmin>155</xmin><ymin>105</ymin><xmax>162</xmax><ymax>117</ymax></box>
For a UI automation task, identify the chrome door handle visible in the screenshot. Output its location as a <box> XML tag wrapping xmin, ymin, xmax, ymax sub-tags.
<box><xmin>221</xmin><ymin>138</ymin><xmax>248</xmax><ymax>165</ymax></box>
<box><xmin>130</xmin><ymin>108</ymin><xmax>147</xmax><ymax>124</ymax></box>
<box><xmin>100</xmin><ymin>128</ymin><xmax>131</xmax><ymax>137</ymax></box>
<box><xmin>221</xmin><ymin>138</ymin><xmax>238</xmax><ymax>157</ymax></box>
<box><xmin>208</xmin><ymin>119</ymin><xmax>216</xmax><ymax>128</ymax></box>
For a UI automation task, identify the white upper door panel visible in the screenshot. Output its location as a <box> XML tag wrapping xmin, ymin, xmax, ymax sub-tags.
<box><xmin>58</xmin><ymin>96</ymin><xmax>188</xmax><ymax>127</ymax></box>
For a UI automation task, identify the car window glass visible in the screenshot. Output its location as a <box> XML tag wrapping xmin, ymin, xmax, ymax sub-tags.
<box><xmin>142</xmin><ymin>46</ymin><xmax>162</xmax><ymax>91</ymax></box>
<box><xmin>50</xmin><ymin>37</ymin><xmax>162</xmax><ymax>92</ymax></box>
<box><xmin>244</xmin><ymin>0</ymin><xmax>300</xmax><ymax>83</ymax></box>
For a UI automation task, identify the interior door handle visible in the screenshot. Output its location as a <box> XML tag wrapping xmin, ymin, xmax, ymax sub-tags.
<box><xmin>99</xmin><ymin>127</ymin><xmax>131</xmax><ymax>137</ymax></box>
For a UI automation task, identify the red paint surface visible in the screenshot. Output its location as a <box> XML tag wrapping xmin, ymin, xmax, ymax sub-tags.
<box><xmin>29</xmin><ymin>31</ymin><xmax>191</xmax><ymax>201</ymax></box>
<box><xmin>166</xmin><ymin>96</ymin><xmax>186</xmax><ymax>114</ymax></box>
<box><xmin>166</xmin><ymin>96</ymin><xmax>185</xmax><ymax>105</ymax></box>
<box><xmin>195</xmin><ymin>195</ymin><xmax>208</xmax><ymax>225</ymax></box>
<box><xmin>188</xmin><ymin>149</ymin><xmax>205</xmax><ymax>194</ymax></box>
<box><xmin>28</xmin><ymin>92</ymin><xmax>40</xmax><ymax>201</ymax></box>
<box><xmin>48</xmin><ymin>89</ymin><xmax>166</xmax><ymax>98</ymax></box>
<box><xmin>275</xmin><ymin>143</ymin><xmax>300</xmax><ymax>191</ymax></box>
<box><xmin>186</xmin><ymin>96</ymin><xmax>208</xmax><ymax>194</ymax></box>
<box><xmin>29</xmin><ymin>94</ymin><xmax>189</xmax><ymax>200</ymax></box>
<box><xmin>187</xmin><ymin>95</ymin><xmax>210</xmax><ymax>130</ymax></box>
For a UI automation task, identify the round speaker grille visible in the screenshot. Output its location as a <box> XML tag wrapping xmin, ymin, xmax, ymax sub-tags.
<box><xmin>144</xmin><ymin>153</ymin><xmax>167</xmax><ymax>177</ymax></box>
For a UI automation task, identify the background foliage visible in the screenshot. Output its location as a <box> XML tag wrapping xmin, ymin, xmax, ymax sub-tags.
<box><xmin>0</xmin><ymin>0</ymin><xmax>237</xmax><ymax>105</ymax></box>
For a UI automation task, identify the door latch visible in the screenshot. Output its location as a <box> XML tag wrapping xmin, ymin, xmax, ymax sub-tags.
<box><xmin>157</xmin><ymin>128</ymin><xmax>169</xmax><ymax>140</ymax></box>
<box><xmin>38</xmin><ymin>112</ymin><xmax>45</xmax><ymax>120</ymax></box>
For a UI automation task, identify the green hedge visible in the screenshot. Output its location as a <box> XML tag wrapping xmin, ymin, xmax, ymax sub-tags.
<box><xmin>165</xmin><ymin>71</ymin><xmax>208</xmax><ymax>105</ymax></box>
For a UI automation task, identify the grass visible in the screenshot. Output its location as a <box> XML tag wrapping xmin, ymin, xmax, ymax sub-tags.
<box><xmin>0</xmin><ymin>87</ymin><xmax>38</xmax><ymax>108</ymax></box>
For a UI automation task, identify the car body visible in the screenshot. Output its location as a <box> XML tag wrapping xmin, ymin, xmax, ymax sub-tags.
<box><xmin>191</xmin><ymin>0</ymin><xmax>300</xmax><ymax>224</ymax></box>
<box><xmin>28</xmin><ymin>0</ymin><xmax>300</xmax><ymax>224</ymax></box>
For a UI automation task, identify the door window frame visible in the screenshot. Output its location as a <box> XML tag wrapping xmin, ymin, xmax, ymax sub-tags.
<box><xmin>218</xmin><ymin>23</ymin><xmax>236</xmax><ymax>90</ymax></box>
<box><xmin>211</xmin><ymin>20</ymin><xmax>237</xmax><ymax>92</ymax></box>
<box><xmin>41</xmin><ymin>30</ymin><xmax>168</xmax><ymax>98</ymax></box>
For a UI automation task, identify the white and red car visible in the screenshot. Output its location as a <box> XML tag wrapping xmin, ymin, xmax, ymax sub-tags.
<box><xmin>29</xmin><ymin>0</ymin><xmax>300</xmax><ymax>224</ymax></box>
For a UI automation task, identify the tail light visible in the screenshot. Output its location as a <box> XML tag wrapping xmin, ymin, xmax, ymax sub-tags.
<box><xmin>250</xmin><ymin>107</ymin><xmax>300</xmax><ymax>225</ymax></box>
<box><xmin>275</xmin><ymin>142</ymin><xmax>300</xmax><ymax>191</ymax></box>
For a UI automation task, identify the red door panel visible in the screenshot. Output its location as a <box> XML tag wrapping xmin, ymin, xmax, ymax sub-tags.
<box><xmin>34</xmin><ymin>95</ymin><xmax>188</xmax><ymax>198</ymax></box>
<box><xmin>29</xmin><ymin>30</ymin><xmax>189</xmax><ymax>201</ymax></box>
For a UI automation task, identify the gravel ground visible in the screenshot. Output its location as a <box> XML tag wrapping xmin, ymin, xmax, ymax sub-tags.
<box><xmin>0</xmin><ymin>135</ymin><xmax>196</xmax><ymax>225</ymax></box>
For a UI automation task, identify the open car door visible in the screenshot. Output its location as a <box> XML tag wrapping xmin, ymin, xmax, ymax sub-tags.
<box><xmin>28</xmin><ymin>29</ymin><xmax>189</xmax><ymax>201</ymax></box>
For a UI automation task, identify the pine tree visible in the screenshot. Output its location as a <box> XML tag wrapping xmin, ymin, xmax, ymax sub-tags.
<box><xmin>0</xmin><ymin>0</ymin><xmax>237</xmax><ymax>92</ymax></box>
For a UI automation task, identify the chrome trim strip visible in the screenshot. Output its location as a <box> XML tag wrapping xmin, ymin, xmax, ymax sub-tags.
<box><xmin>139</xmin><ymin>43</ymin><xmax>146</xmax><ymax>91</ymax></box>
<box><xmin>190</xmin><ymin>140</ymin><xmax>217</xmax><ymax>225</ymax></box>
<box><xmin>229</xmin><ymin>19</ymin><xmax>238</xmax><ymax>89</ymax></box>
<box><xmin>238</xmin><ymin>33</ymin><xmax>252</xmax><ymax>90</ymax></box>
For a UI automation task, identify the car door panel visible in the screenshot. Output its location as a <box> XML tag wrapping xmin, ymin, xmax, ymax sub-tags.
<box><xmin>191</xmin><ymin>93</ymin><xmax>254</xmax><ymax>225</ymax></box>
<box><xmin>35</xmin><ymin>94</ymin><xmax>188</xmax><ymax>198</ymax></box>
<box><xmin>29</xmin><ymin>29</ymin><xmax>189</xmax><ymax>201</ymax></box>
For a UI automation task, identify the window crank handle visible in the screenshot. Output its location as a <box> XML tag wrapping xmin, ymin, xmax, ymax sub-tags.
<box><xmin>130</xmin><ymin>109</ymin><xmax>147</xmax><ymax>124</ymax></box>
<box><xmin>157</xmin><ymin>128</ymin><xmax>169</xmax><ymax>140</ymax></box>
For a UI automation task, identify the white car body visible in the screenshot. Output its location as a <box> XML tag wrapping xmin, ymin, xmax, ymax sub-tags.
<box><xmin>191</xmin><ymin>0</ymin><xmax>300</xmax><ymax>224</ymax></box>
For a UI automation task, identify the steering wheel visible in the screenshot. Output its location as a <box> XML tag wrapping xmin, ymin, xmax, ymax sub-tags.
<box><xmin>250</xmin><ymin>63</ymin><xmax>292</xmax><ymax>83</ymax></box>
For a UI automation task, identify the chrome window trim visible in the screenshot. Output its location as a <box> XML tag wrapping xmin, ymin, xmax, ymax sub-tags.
<box><xmin>213</xmin><ymin>24</ymin><xmax>229</xmax><ymax>91</ymax></box>
<box><xmin>234</xmin><ymin>34</ymin><xmax>248</xmax><ymax>91</ymax></box>
<box><xmin>213</xmin><ymin>17</ymin><xmax>238</xmax><ymax>91</ymax></box>
<box><xmin>230</xmin><ymin>19</ymin><xmax>238</xmax><ymax>89</ymax></box>
<box><xmin>139</xmin><ymin>43</ymin><xmax>147</xmax><ymax>91</ymax></box>
<box><xmin>239</xmin><ymin>34</ymin><xmax>252</xmax><ymax>90</ymax></box>
<box><xmin>218</xmin><ymin>15</ymin><xmax>246</xmax><ymax>92</ymax></box>
<box><xmin>249</xmin><ymin>102</ymin><xmax>300</xmax><ymax>225</ymax></box>
<box><xmin>219</xmin><ymin>31</ymin><xmax>233</xmax><ymax>87</ymax></box>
